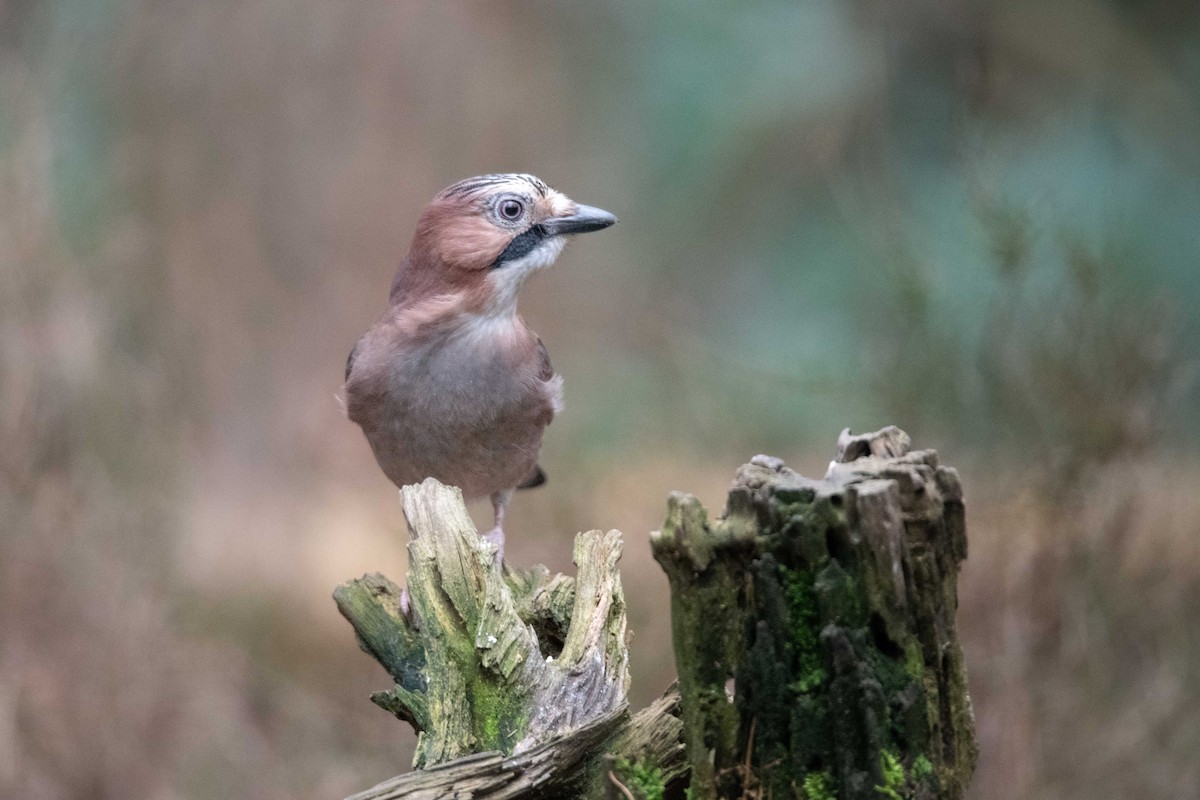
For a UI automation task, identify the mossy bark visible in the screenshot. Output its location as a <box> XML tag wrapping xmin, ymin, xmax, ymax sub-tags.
<box><xmin>651</xmin><ymin>428</ymin><xmax>977</xmax><ymax>799</ymax></box>
<box><xmin>334</xmin><ymin>478</ymin><xmax>686</xmax><ymax>799</ymax></box>
<box><xmin>336</xmin><ymin>429</ymin><xmax>975</xmax><ymax>800</ymax></box>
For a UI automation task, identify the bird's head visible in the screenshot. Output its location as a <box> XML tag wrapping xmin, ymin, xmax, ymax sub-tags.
<box><xmin>392</xmin><ymin>174</ymin><xmax>616</xmax><ymax>314</ymax></box>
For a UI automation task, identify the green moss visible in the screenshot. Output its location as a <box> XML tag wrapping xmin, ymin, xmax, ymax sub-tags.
<box><xmin>854</xmin><ymin>630</ymin><xmax>928</xmax><ymax>751</ymax></box>
<box><xmin>774</xmin><ymin>485</ymin><xmax>816</xmax><ymax>506</ymax></box>
<box><xmin>875</xmin><ymin>750</ymin><xmax>906</xmax><ymax>799</ymax></box>
<box><xmin>805</xmin><ymin>494</ymin><xmax>847</xmax><ymax>537</ymax></box>
<box><xmin>789</xmin><ymin>667</ymin><xmax>827</xmax><ymax>695</ymax></box>
<box><xmin>904</xmin><ymin>642</ymin><xmax>925</xmax><ymax>681</ymax></box>
<box><xmin>615</xmin><ymin>757</ymin><xmax>666</xmax><ymax>800</ymax></box>
<box><xmin>469</xmin><ymin>673</ymin><xmax>526</xmax><ymax>750</ymax></box>
<box><xmin>912</xmin><ymin>754</ymin><xmax>933</xmax><ymax>779</ymax></box>
<box><xmin>814</xmin><ymin>558</ymin><xmax>869</xmax><ymax>630</ymax></box>
<box><xmin>800</xmin><ymin>769</ymin><xmax>837</xmax><ymax>800</ymax></box>
<box><xmin>781</xmin><ymin>565</ymin><xmax>828</xmax><ymax>694</ymax></box>
<box><xmin>653</xmin><ymin>493</ymin><xmax>749</xmax><ymax>800</ymax></box>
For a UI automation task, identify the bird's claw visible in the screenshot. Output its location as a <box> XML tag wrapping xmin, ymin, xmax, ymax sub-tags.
<box><xmin>482</xmin><ymin>525</ymin><xmax>506</xmax><ymax>566</ymax></box>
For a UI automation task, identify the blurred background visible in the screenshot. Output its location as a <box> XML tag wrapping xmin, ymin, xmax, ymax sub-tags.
<box><xmin>2</xmin><ymin>1</ymin><xmax>1199</xmax><ymax>798</ymax></box>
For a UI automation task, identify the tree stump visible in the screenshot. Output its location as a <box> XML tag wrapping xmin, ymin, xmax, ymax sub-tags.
<box><xmin>335</xmin><ymin>428</ymin><xmax>976</xmax><ymax>799</ymax></box>
<box><xmin>334</xmin><ymin>478</ymin><xmax>686</xmax><ymax>799</ymax></box>
<box><xmin>652</xmin><ymin>427</ymin><xmax>976</xmax><ymax>799</ymax></box>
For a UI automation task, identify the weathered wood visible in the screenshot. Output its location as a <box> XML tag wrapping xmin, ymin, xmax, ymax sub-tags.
<box><xmin>342</xmin><ymin>696</ymin><xmax>687</xmax><ymax>800</ymax></box>
<box><xmin>336</xmin><ymin>430</ymin><xmax>975</xmax><ymax>800</ymax></box>
<box><xmin>335</xmin><ymin>478</ymin><xmax>685</xmax><ymax>799</ymax></box>
<box><xmin>652</xmin><ymin>428</ymin><xmax>976</xmax><ymax>799</ymax></box>
<box><xmin>333</xmin><ymin>572</ymin><xmax>427</xmax><ymax>729</ymax></box>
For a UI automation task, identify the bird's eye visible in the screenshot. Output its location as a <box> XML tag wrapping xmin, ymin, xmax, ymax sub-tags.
<box><xmin>499</xmin><ymin>199</ymin><xmax>524</xmax><ymax>221</ymax></box>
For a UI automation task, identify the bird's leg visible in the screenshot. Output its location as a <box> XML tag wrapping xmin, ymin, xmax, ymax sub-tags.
<box><xmin>482</xmin><ymin>489</ymin><xmax>513</xmax><ymax>564</ymax></box>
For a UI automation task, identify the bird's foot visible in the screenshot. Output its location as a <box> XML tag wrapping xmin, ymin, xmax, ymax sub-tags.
<box><xmin>482</xmin><ymin>525</ymin><xmax>506</xmax><ymax>566</ymax></box>
<box><xmin>484</xmin><ymin>489</ymin><xmax>512</xmax><ymax>566</ymax></box>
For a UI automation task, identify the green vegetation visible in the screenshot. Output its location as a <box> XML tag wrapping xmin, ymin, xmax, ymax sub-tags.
<box><xmin>800</xmin><ymin>769</ymin><xmax>837</xmax><ymax>800</ymax></box>
<box><xmin>614</xmin><ymin>757</ymin><xmax>666</xmax><ymax>800</ymax></box>
<box><xmin>875</xmin><ymin>750</ymin><xmax>906</xmax><ymax>799</ymax></box>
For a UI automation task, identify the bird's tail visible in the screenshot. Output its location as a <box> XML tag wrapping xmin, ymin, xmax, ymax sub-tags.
<box><xmin>516</xmin><ymin>464</ymin><xmax>546</xmax><ymax>490</ymax></box>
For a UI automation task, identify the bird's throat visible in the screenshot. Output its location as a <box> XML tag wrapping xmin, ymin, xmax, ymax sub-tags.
<box><xmin>484</xmin><ymin>235</ymin><xmax>566</xmax><ymax>313</ymax></box>
<box><xmin>452</xmin><ymin>309</ymin><xmax>527</xmax><ymax>356</ymax></box>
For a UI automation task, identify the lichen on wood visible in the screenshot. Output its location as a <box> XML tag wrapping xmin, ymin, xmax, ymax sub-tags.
<box><xmin>335</xmin><ymin>478</ymin><xmax>685</xmax><ymax>799</ymax></box>
<box><xmin>651</xmin><ymin>429</ymin><xmax>977</xmax><ymax>799</ymax></box>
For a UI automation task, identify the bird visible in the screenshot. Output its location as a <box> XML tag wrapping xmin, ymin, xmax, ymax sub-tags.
<box><xmin>343</xmin><ymin>173</ymin><xmax>616</xmax><ymax>561</ymax></box>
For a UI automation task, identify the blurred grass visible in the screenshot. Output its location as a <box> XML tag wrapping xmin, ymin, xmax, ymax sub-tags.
<box><xmin>2</xmin><ymin>1</ymin><xmax>1199</xmax><ymax>798</ymax></box>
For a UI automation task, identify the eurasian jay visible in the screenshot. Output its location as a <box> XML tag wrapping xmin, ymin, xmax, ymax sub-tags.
<box><xmin>344</xmin><ymin>174</ymin><xmax>616</xmax><ymax>560</ymax></box>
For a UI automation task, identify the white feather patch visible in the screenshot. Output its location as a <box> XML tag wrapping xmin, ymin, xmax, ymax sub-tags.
<box><xmin>484</xmin><ymin>235</ymin><xmax>567</xmax><ymax>316</ymax></box>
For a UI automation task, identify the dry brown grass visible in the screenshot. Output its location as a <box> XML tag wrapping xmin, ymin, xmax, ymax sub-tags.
<box><xmin>962</xmin><ymin>458</ymin><xmax>1200</xmax><ymax>799</ymax></box>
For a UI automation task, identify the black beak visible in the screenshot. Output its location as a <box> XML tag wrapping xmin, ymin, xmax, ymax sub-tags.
<box><xmin>541</xmin><ymin>204</ymin><xmax>618</xmax><ymax>236</ymax></box>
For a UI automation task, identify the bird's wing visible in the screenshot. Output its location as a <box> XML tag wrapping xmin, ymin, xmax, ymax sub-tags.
<box><xmin>535</xmin><ymin>336</ymin><xmax>554</xmax><ymax>381</ymax></box>
<box><xmin>534</xmin><ymin>335</ymin><xmax>564</xmax><ymax>420</ymax></box>
<box><xmin>345</xmin><ymin>337</ymin><xmax>364</xmax><ymax>382</ymax></box>
<box><xmin>525</xmin><ymin>337</ymin><xmax>558</xmax><ymax>485</ymax></box>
